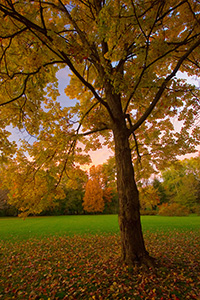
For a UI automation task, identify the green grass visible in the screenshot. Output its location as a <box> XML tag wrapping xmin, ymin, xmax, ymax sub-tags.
<box><xmin>0</xmin><ymin>215</ymin><xmax>200</xmax><ymax>299</ymax></box>
<box><xmin>0</xmin><ymin>215</ymin><xmax>119</xmax><ymax>241</ymax></box>
<box><xmin>0</xmin><ymin>215</ymin><xmax>199</xmax><ymax>241</ymax></box>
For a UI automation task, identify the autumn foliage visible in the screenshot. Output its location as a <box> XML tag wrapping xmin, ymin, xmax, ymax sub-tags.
<box><xmin>83</xmin><ymin>179</ymin><xmax>104</xmax><ymax>213</ymax></box>
<box><xmin>83</xmin><ymin>165</ymin><xmax>113</xmax><ymax>213</ymax></box>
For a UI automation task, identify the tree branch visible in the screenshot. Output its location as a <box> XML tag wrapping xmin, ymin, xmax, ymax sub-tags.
<box><xmin>77</xmin><ymin>126</ymin><xmax>109</xmax><ymax>137</ymax></box>
<box><xmin>0</xmin><ymin>3</ymin><xmax>48</xmax><ymax>37</ymax></box>
<box><xmin>0</xmin><ymin>61</ymin><xmax>65</xmax><ymax>106</ymax></box>
<box><xmin>128</xmin><ymin>37</ymin><xmax>200</xmax><ymax>134</ymax></box>
<box><xmin>57</xmin><ymin>0</ymin><xmax>99</xmax><ymax>62</ymax></box>
<box><xmin>0</xmin><ymin>76</ymin><xmax>29</xmax><ymax>106</ymax></box>
<box><xmin>0</xmin><ymin>27</ymin><xmax>27</xmax><ymax>39</ymax></box>
<box><xmin>124</xmin><ymin>32</ymin><xmax>200</xmax><ymax>114</ymax></box>
<box><xmin>75</xmin><ymin>101</ymin><xmax>100</xmax><ymax>134</ymax></box>
<box><xmin>39</xmin><ymin>0</ymin><xmax>47</xmax><ymax>35</ymax></box>
<box><xmin>125</xmin><ymin>113</ymin><xmax>141</xmax><ymax>163</ymax></box>
<box><xmin>59</xmin><ymin>50</ymin><xmax>114</xmax><ymax>120</ymax></box>
<box><xmin>0</xmin><ymin>1</ymin><xmax>115</xmax><ymax>121</ymax></box>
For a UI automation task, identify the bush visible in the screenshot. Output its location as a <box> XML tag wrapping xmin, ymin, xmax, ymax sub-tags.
<box><xmin>192</xmin><ymin>204</ymin><xmax>200</xmax><ymax>216</ymax></box>
<box><xmin>140</xmin><ymin>209</ymin><xmax>157</xmax><ymax>216</ymax></box>
<box><xmin>158</xmin><ymin>203</ymin><xmax>190</xmax><ymax>216</ymax></box>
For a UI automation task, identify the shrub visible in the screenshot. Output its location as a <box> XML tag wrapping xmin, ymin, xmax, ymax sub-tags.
<box><xmin>158</xmin><ymin>203</ymin><xmax>190</xmax><ymax>216</ymax></box>
<box><xmin>140</xmin><ymin>209</ymin><xmax>157</xmax><ymax>216</ymax></box>
<box><xmin>192</xmin><ymin>204</ymin><xmax>200</xmax><ymax>216</ymax></box>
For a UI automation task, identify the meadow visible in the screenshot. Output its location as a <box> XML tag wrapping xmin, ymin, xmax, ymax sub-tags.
<box><xmin>0</xmin><ymin>215</ymin><xmax>200</xmax><ymax>299</ymax></box>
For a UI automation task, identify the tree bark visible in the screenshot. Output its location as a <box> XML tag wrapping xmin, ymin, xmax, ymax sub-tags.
<box><xmin>113</xmin><ymin>122</ymin><xmax>154</xmax><ymax>267</ymax></box>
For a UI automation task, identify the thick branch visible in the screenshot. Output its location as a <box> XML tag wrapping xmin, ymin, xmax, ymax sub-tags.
<box><xmin>0</xmin><ymin>4</ymin><xmax>48</xmax><ymax>37</ymax></box>
<box><xmin>57</xmin><ymin>0</ymin><xmax>99</xmax><ymax>62</ymax></box>
<box><xmin>0</xmin><ymin>61</ymin><xmax>64</xmax><ymax>106</ymax></box>
<box><xmin>39</xmin><ymin>0</ymin><xmax>47</xmax><ymax>34</ymax></box>
<box><xmin>59</xmin><ymin>50</ymin><xmax>114</xmax><ymax>120</ymax></box>
<box><xmin>0</xmin><ymin>76</ymin><xmax>29</xmax><ymax>106</ymax></box>
<box><xmin>77</xmin><ymin>126</ymin><xmax>109</xmax><ymax>137</ymax></box>
<box><xmin>125</xmin><ymin>114</ymin><xmax>141</xmax><ymax>162</ymax></box>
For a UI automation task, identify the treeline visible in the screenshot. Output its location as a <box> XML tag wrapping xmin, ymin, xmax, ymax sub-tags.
<box><xmin>0</xmin><ymin>155</ymin><xmax>200</xmax><ymax>217</ymax></box>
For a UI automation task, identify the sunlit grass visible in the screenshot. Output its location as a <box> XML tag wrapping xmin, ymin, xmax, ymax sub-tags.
<box><xmin>0</xmin><ymin>215</ymin><xmax>200</xmax><ymax>241</ymax></box>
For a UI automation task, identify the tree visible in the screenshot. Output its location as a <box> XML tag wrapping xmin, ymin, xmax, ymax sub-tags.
<box><xmin>41</xmin><ymin>167</ymin><xmax>88</xmax><ymax>215</ymax></box>
<box><xmin>101</xmin><ymin>158</ymin><xmax>118</xmax><ymax>213</ymax></box>
<box><xmin>0</xmin><ymin>176</ymin><xmax>18</xmax><ymax>216</ymax></box>
<box><xmin>83</xmin><ymin>178</ymin><xmax>104</xmax><ymax>213</ymax></box>
<box><xmin>0</xmin><ymin>0</ymin><xmax>200</xmax><ymax>267</ymax></box>
<box><xmin>153</xmin><ymin>178</ymin><xmax>169</xmax><ymax>205</ymax></box>
<box><xmin>161</xmin><ymin>155</ymin><xmax>200</xmax><ymax>212</ymax></box>
<box><xmin>0</xmin><ymin>181</ymin><xmax>9</xmax><ymax>215</ymax></box>
<box><xmin>139</xmin><ymin>185</ymin><xmax>160</xmax><ymax>211</ymax></box>
<box><xmin>83</xmin><ymin>164</ymin><xmax>113</xmax><ymax>213</ymax></box>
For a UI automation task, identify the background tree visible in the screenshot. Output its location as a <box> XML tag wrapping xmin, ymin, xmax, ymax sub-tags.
<box><xmin>153</xmin><ymin>178</ymin><xmax>169</xmax><ymax>205</ymax></box>
<box><xmin>0</xmin><ymin>180</ymin><xmax>17</xmax><ymax>216</ymax></box>
<box><xmin>101</xmin><ymin>158</ymin><xmax>118</xmax><ymax>213</ymax></box>
<box><xmin>83</xmin><ymin>178</ymin><xmax>104</xmax><ymax>213</ymax></box>
<box><xmin>139</xmin><ymin>185</ymin><xmax>160</xmax><ymax>211</ymax></box>
<box><xmin>161</xmin><ymin>155</ymin><xmax>200</xmax><ymax>213</ymax></box>
<box><xmin>83</xmin><ymin>164</ymin><xmax>114</xmax><ymax>213</ymax></box>
<box><xmin>42</xmin><ymin>167</ymin><xmax>88</xmax><ymax>215</ymax></box>
<box><xmin>0</xmin><ymin>0</ymin><xmax>200</xmax><ymax>267</ymax></box>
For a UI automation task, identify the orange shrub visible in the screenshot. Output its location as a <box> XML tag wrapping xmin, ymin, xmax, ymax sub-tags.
<box><xmin>158</xmin><ymin>203</ymin><xmax>190</xmax><ymax>216</ymax></box>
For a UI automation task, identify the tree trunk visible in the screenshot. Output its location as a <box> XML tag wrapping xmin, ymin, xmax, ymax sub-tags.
<box><xmin>113</xmin><ymin>124</ymin><xmax>154</xmax><ymax>267</ymax></box>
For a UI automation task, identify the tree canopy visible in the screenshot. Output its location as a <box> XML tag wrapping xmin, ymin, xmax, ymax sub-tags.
<box><xmin>1</xmin><ymin>1</ymin><xmax>199</xmax><ymax>211</ymax></box>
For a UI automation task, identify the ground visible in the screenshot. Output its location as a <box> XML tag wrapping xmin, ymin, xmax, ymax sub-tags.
<box><xmin>0</xmin><ymin>215</ymin><xmax>199</xmax><ymax>299</ymax></box>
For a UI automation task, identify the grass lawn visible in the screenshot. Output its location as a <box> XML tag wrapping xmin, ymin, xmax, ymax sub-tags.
<box><xmin>1</xmin><ymin>215</ymin><xmax>199</xmax><ymax>241</ymax></box>
<box><xmin>0</xmin><ymin>215</ymin><xmax>200</xmax><ymax>299</ymax></box>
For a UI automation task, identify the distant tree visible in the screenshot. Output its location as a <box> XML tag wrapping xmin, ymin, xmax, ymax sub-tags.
<box><xmin>0</xmin><ymin>186</ymin><xmax>8</xmax><ymax>214</ymax></box>
<box><xmin>83</xmin><ymin>178</ymin><xmax>104</xmax><ymax>213</ymax></box>
<box><xmin>0</xmin><ymin>180</ymin><xmax>17</xmax><ymax>216</ymax></box>
<box><xmin>39</xmin><ymin>166</ymin><xmax>87</xmax><ymax>215</ymax></box>
<box><xmin>88</xmin><ymin>163</ymin><xmax>117</xmax><ymax>213</ymax></box>
<box><xmin>139</xmin><ymin>185</ymin><xmax>160</xmax><ymax>211</ymax></box>
<box><xmin>101</xmin><ymin>157</ymin><xmax>117</xmax><ymax>190</ymax></box>
<box><xmin>153</xmin><ymin>178</ymin><xmax>169</xmax><ymax>205</ymax></box>
<box><xmin>161</xmin><ymin>155</ymin><xmax>200</xmax><ymax>212</ymax></box>
<box><xmin>101</xmin><ymin>158</ymin><xmax>119</xmax><ymax>213</ymax></box>
<box><xmin>64</xmin><ymin>189</ymin><xmax>84</xmax><ymax>214</ymax></box>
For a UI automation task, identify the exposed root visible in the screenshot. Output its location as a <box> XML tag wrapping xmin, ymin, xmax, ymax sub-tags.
<box><xmin>122</xmin><ymin>253</ymin><xmax>157</xmax><ymax>274</ymax></box>
<box><xmin>140</xmin><ymin>254</ymin><xmax>157</xmax><ymax>273</ymax></box>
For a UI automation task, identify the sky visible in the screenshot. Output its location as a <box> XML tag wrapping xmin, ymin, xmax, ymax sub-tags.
<box><xmin>6</xmin><ymin>67</ymin><xmax>200</xmax><ymax>166</ymax></box>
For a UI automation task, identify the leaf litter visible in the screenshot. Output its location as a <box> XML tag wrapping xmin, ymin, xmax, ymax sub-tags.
<box><xmin>0</xmin><ymin>230</ymin><xmax>199</xmax><ymax>299</ymax></box>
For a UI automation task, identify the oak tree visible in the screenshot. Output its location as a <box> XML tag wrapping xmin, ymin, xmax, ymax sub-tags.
<box><xmin>0</xmin><ymin>0</ymin><xmax>200</xmax><ymax>267</ymax></box>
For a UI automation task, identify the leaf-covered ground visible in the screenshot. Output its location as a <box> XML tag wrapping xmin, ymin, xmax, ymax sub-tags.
<box><xmin>0</xmin><ymin>230</ymin><xmax>199</xmax><ymax>299</ymax></box>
